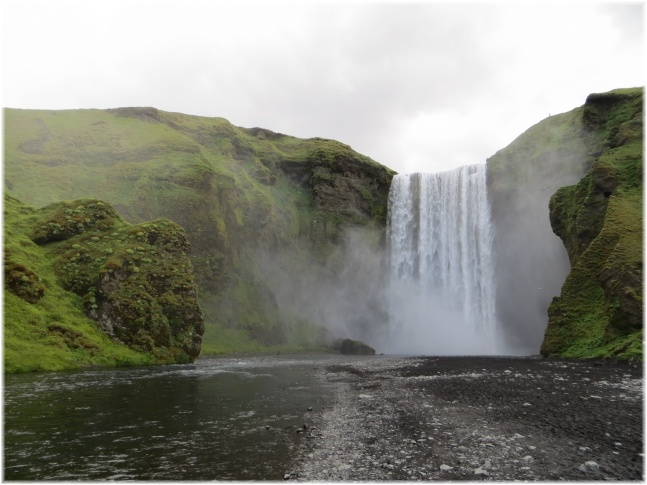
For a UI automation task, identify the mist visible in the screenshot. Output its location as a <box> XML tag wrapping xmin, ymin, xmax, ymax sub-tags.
<box><xmin>378</xmin><ymin>279</ymin><xmax>504</xmax><ymax>355</ymax></box>
<box><xmin>257</xmin><ymin>227</ymin><xmax>390</xmax><ymax>349</ymax></box>
<box><xmin>489</xmin><ymin>150</ymin><xmax>588</xmax><ymax>354</ymax></box>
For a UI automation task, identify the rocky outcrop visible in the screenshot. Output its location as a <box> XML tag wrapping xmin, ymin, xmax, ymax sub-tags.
<box><xmin>4</xmin><ymin>259</ymin><xmax>45</xmax><ymax>303</ymax></box>
<box><xmin>332</xmin><ymin>338</ymin><xmax>377</xmax><ymax>355</ymax></box>
<box><xmin>541</xmin><ymin>89</ymin><xmax>643</xmax><ymax>360</ymax></box>
<box><xmin>27</xmin><ymin>197</ymin><xmax>205</xmax><ymax>363</ymax></box>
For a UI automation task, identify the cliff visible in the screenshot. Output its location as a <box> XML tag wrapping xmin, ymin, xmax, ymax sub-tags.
<box><xmin>4</xmin><ymin>107</ymin><xmax>395</xmax><ymax>360</ymax></box>
<box><xmin>4</xmin><ymin>195</ymin><xmax>204</xmax><ymax>372</ymax></box>
<box><xmin>542</xmin><ymin>89</ymin><xmax>643</xmax><ymax>360</ymax></box>
<box><xmin>487</xmin><ymin>87</ymin><xmax>642</xmax><ymax>360</ymax></box>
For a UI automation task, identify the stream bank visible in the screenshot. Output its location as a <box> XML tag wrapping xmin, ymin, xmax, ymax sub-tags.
<box><xmin>287</xmin><ymin>356</ymin><xmax>643</xmax><ymax>481</ymax></box>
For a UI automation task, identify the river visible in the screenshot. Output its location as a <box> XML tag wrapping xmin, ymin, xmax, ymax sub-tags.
<box><xmin>3</xmin><ymin>353</ymin><xmax>364</xmax><ymax>480</ymax></box>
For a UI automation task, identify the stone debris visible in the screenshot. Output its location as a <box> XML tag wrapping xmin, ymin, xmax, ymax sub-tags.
<box><xmin>287</xmin><ymin>355</ymin><xmax>642</xmax><ymax>481</ymax></box>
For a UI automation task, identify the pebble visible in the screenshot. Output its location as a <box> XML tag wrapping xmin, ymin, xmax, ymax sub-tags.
<box><xmin>291</xmin><ymin>357</ymin><xmax>641</xmax><ymax>481</ymax></box>
<box><xmin>579</xmin><ymin>461</ymin><xmax>600</xmax><ymax>472</ymax></box>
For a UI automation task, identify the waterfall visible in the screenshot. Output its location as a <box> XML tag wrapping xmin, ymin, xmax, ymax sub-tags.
<box><xmin>385</xmin><ymin>164</ymin><xmax>501</xmax><ymax>355</ymax></box>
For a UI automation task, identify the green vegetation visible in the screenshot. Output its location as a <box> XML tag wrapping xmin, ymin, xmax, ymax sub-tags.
<box><xmin>4</xmin><ymin>107</ymin><xmax>395</xmax><ymax>369</ymax></box>
<box><xmin>541</xmin><ymin>88</ymin><xmax>643</xmax><ymax>361</ymax></box>
<box><xmin>3</xmin><ymin>195</ymin><xmax>157</xmax><ymax>372</ymax></box>
<box><xmin>7</xmin><ymin>89</ymin><xmax>637</xmax><ymax>370</ymax></box>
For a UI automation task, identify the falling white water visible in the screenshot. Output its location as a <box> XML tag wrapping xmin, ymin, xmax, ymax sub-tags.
<box><xmin>385</xmin><ymin>164</ymin><xmax>502</xmax><ymax>355</ymax></box>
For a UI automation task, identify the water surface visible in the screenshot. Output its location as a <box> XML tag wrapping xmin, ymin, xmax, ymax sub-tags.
<box><xmin>4</xmin><ymin>354</ymin><xmax>353</xmax><ymax>480</ymax></box>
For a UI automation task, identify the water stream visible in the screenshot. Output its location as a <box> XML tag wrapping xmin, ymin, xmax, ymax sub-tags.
<box><xmin>3</xmin><ymin>354</ymin><xmax>355</xmax><ymax>480</ymax></box>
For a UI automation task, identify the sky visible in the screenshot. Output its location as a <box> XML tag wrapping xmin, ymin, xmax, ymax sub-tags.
<box><xmin>1</xmin><ymin>1</ymin><xmax>644</xmax><ymax>174</ymax></box>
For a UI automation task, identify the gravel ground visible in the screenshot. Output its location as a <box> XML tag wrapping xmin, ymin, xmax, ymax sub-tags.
<box><xmin>285</xmin><ymin>356</ymin><xmax>643</xmax><ymax>481</ymax></box>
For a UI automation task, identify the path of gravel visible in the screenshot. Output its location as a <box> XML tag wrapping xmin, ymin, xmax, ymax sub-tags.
<box><xmin>285</xmin><ymin>356</ymin><xmax>643</xmax><ymax>481</ymax></box>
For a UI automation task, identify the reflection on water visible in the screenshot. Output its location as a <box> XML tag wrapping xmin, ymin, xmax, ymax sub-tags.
<box><xmin>3</xmin><ymin>354</ymin><xmax>359</xmax><ymax>480</ymax></box>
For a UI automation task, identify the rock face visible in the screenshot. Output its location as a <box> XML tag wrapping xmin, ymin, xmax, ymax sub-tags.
<box><xmin>541</xmin><ymin>89</ymin><xmax>643</xmax><ymax>360</ymax></box>
<box><xmin>6</xmin><ymin>196</ymin><xmax>204</xmax><ymax>366</ymax></box>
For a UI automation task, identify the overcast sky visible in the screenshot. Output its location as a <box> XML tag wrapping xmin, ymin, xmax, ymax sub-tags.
<box><xmin>1</xmin><ymin>1</ymin><xmax>644</xmax><ymax>174</ymax></box>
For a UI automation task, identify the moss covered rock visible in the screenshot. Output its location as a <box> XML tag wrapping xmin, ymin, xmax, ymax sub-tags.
<box><xmin>4</xmin><ymin>259</ymin><xmax>45</xmax><ymax>303</ymax></box>
<box><xmin>10</xmin><ymin>196</ymin><xmax>205</xmax><ymax>366</ymax></box>
<box><xmin>332</xmin><ymin>338</ymin><xmax>376</xmax><ymax>355</ymax></box>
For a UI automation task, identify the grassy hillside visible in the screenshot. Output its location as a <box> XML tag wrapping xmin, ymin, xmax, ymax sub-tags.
<box><xmin>4</xmin><ymin>107</ymin><xmax>395</xmax><ymax>360</ymax></box>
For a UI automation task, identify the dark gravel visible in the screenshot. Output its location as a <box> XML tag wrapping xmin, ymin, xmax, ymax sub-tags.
<box><xmin>286</xmin><ymin>356</ymin><xmax>643</xmax><ymax>481</ymax></box>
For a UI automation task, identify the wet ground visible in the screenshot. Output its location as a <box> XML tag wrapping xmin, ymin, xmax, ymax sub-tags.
<box><xmin>286</xmin><ymin>356</ymin><xmax>643</xmax><ymax>481</ymax></box>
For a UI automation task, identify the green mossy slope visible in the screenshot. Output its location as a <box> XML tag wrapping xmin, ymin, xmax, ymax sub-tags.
<box><xmin>4</xmin><ymin>107</ymin><xmax>395</xmax><ymax>358</ymax></box>
<box><xmin>486</xmin><ymin>99</ymin><xmax>598</xmax><ymax>351</ymax></box>
<box><xmin>541</xmin><ymin>88</ymin><xmax>643</xmax><ymax>361</ymax></box>
<box><xmin>487</xmin><ymin>87</ymin><xmax>643</xmax><ymax>361</ymax></box>
<box><xmin>4</xmin><ymin>195</ymin><xmax>204</xmax><ymax>372</ymax></box>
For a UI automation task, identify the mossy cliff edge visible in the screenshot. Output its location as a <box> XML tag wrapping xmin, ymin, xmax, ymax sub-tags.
<box><xmin>487</xmin><ymin>87</ymin><xmax>642</xmax><ymax>360</ymax></box>
<box><xmin>542</xmin><ymin>89</ymin><xmax>643</xmax><ymax>360</ymax></box>
<box><xmin>4</xmin><ymin>195</ymin><xmax>204</xmax><ymax>372</ymax></box>
<box><xmin>4</xmin><ymin>107</ymin><xmax>394</xmax><ymax>368</ymax></box>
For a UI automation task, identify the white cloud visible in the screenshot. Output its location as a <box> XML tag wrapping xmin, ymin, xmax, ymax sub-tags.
<box><xmin>1</xmin><ymin>1</ymin><xmax>643</xmax><ymax>174</ymax></box>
